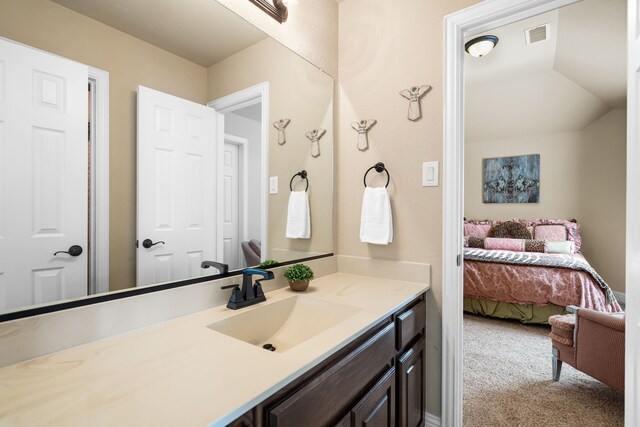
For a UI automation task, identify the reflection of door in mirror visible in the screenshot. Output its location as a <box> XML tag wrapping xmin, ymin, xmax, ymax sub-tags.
<box><xmin>223</xmin><ymin>103</ymin><xmax>264</xmax><ymax>270</ymax></box>
<box><xmin>136</xmin><ymin>86</ymin><xmax>220</xmax><ymax>287</ymax></box>
<box><xmin>0</xmin><ymin>38</ymin><xmax>92</xmax><ymax>310</ymax></box>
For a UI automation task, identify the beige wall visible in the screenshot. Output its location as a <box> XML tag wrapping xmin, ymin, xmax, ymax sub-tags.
<box><xmin>0</xmin><ymin>0</ymin><xmax>208</xmax><ymax>291</ymax></box>
<box><xmin>207</xmin><ymin>38</ymin><xmax>334</xmax><ymax>261</ymax></box>
<box><xmin>214</xmin><ymin>0</ymin><xmax>338</xmax><ymax>78</ymax></box>
<box><xmin>464</xmin><ymin>109</ymin><xmax>627</xmax><ymax>293</ymax></box>
<box><xmin>465</xmin><ymin>131</ymin><xmax>583</xmax><ymax>221</ymax></box>
<box><xmin>338</xmin><ymin>0</ymin><xmax>481</xmax><ymax>417</ymax></box>
<box><xmin>578</xmin><ymin>109</ymin><xmax>626</xmax><ymax>293</ymax></box>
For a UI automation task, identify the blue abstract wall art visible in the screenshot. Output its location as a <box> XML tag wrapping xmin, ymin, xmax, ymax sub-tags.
<box><xmin>483</xmin><ymin>154</ymin><xmax>540</xmax><ymax>203</ymax></box>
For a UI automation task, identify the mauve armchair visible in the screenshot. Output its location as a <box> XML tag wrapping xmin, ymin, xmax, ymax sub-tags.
<box><xmin>549</xmin><ymin>306</ymin><xmax>625</xmax><ymax>393</ymax></box>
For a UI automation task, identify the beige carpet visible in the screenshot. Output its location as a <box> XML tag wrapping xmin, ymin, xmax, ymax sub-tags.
<box><xmin>463</xmin><ymin>313</ymin><xmax>624</xmax><ymax>426</ymax></box>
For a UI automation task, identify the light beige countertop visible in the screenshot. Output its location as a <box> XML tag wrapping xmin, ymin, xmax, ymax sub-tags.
<box><xmin>0</xmin><ymin>273</ymin><xmax>428</xmax><ymax>426</ymax></box>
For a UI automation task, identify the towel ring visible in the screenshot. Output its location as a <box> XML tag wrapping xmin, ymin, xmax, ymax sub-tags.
<box><xmin>363</xmin><ymin>162</ymin><xmax>390</xmax><ymax>188</ymax></box>
<box><xmin>290</xmin><ymin>170</ymin><xmax>309</xmax><ymax>192</ymax></box>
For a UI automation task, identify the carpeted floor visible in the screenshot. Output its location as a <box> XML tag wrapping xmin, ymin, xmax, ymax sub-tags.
<box><xmin>463</xmin><ymin>313</ymin><xmax>624</xmax><ymax>426</ymax></box>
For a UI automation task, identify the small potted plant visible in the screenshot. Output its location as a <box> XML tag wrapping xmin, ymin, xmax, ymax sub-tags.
<box><xmin>259</xmin><ymin>259</ymin><xmax>279</xmax><ymax>268</ymax></box>
<box><xmin>283</xmin><ymin>263</ymin><xmax>314</xmax><ymax>292</ymax></box>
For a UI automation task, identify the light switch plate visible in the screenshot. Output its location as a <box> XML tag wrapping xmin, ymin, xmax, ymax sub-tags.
<box><xmin>422</xmin><ymin>161</ymin><xmax>439</xmax><ymax>187</ymax></box>
<box><xmin>269</xmin><ymin>176</ymin><xmax>278</xmax><ymax>194</ymax></box>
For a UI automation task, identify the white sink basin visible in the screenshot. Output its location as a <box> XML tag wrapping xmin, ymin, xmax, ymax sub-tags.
<box><xmin>207</xmin><ymin>295</ymin><xmax>361</xmax><ymax>353</ymax></box>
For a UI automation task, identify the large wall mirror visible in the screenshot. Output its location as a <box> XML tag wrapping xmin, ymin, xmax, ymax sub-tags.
<box><xmin>0</xmin><ymin>0</ymin><xmax>334</xmax><ymax>316</ymax></box>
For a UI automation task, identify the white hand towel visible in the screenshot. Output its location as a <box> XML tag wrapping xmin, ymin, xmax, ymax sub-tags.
<box><xmin>360</xmin><ymin>187</ymin><xmax>393</xmax><ymax>245</ymax></box>
<box><xmin>286</xmin><ymin>191</ymin><xmax>311</xmax><ymax>239</ymax></box>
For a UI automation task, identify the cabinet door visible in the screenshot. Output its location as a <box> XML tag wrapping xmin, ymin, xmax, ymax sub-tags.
<box><xmin>351</xmin><ymin>367</ymin><xmax>396</xmax><ymax>427</ymax></box>
<box><xmin>268</xmin><ymin>323</ymin><xmax>395</xmax><ymax>427</ymax></box>
<box><xmin>226</xmin><ymin>410</ymin><xmax>253</xmax><ymax>427</ymax></box>
<box><xmin>397</xmin><ymin>337</ymin><xmax>425</xmax><ymax>427</ymax></box>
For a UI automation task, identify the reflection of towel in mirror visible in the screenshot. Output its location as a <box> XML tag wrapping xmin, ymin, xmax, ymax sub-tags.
<box><xmin>286</xmin><ymin>191</ymin><xmax>310</xmax><ymax>239</ymax></box>
<box><xmin>360</xmin><ymin>187</ymin><xmax>393</xmax><ymax>245</ymax></box>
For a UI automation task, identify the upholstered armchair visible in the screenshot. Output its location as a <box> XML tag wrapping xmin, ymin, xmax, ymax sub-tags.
<box><xmin>549</xmin><ymin>306</ymin><xmax>625</xmax><ymax>392</ymax></box>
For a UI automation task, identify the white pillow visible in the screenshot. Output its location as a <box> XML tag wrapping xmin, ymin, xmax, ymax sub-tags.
<box><xmin>545</xmin><ymin>240</ymin><xmax>574</xmax><ymax>254</ymax></box>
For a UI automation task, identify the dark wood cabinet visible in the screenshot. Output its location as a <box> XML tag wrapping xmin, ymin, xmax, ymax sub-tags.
<box><xmin>351</xmin><ymin>367</ymin><xmax>396</xmax><ymax>427</ymax></box>
<box><xmin>226</xmin><ymin>293</ymin><xmax>426</xmax><ymax>427</ymax></box>
<box><xmin>397</xmin><ymin>337</ymin><xmax>426</xmax><ymax>427</ymax></box>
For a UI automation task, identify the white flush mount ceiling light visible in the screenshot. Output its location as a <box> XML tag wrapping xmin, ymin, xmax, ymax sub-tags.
<box><xmin>465</xmin><ymin>35</ymin><xmax>499</xmax><ymax>58</ymax></box>
<box><xmin>282</xmin><ymin>0</ymin><xmax>298</xmax><ymax>6</ymax></box>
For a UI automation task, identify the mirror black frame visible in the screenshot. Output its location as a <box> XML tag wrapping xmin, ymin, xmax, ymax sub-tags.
<box><xmin>0</xmin><ymin>253</ymin><xmax>333</xmax><ymax>323</ymax></box>
<box><xmin>249</xmin><ymin>0</ymin><xmax>288</xmax><ymax>23</ymax></box>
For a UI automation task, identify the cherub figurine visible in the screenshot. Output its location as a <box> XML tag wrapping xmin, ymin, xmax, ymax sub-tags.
<box><xmin>273</xmin><ymin>118</ymin><xmax>291</xmax><ymax>145</ymax></box>
<box><xmin>305</xmin><ymin>128</ymin><xmax>326</xmax><ymax>157</ymax></box>
<box><xmin>399</xmin><ymin>85</ymin><xmax>432</xmax><ymax>121</ymax></box>
<box><xmin>351</xmin><ymin>119</ymin><xmax>377</xmax><ymax>151</ymax></box>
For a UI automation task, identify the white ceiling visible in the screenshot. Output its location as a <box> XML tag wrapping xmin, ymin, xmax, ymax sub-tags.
<box><xmin>51</xmin><ymin>0</ymin><xmax>268</xmax><ymax>67</ymax></box>
<box><xmin>465</xmin><ymin>0</ymin><xmax>626</xmax><ymax>143</ymax></box>
<box><xmin>232</xmin><ymin>103</ymin><xmax>262</xmax><ymax>122</ymax></box>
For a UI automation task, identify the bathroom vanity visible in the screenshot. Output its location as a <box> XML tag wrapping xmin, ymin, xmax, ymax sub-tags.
<box><xmin>0</xmin><ymin>274</ymin><xmax>427</xmax><ymax>426</ymax></box>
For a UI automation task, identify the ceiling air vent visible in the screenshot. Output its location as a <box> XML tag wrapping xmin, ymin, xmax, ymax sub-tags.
<box><xmin>525</xmin><ymin>23</ymin><xmax>550</xmax><ymax>45</ymax></box>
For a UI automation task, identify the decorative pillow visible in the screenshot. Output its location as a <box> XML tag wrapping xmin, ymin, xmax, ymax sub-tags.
<box><xmin>484</xmin><ymin>237</ymin><xmax>525</xmax><ymax>252</ymax></box>
<box><xmin>534</xmin><ymin>225</ymin><xmax>568</xmax><ymax>241</ymax></box>
<box><xmin>488</xmin><ymin>221</ymin><xmax>532</xmax><ymax>240</ymax></box>
<box><xmin>516</xmin><ymin>219</ymin><xmax>581</xmax><ymax>253</ymax></box>
<box><xmin>464</xmin><ymin>223</ymin><xmax>493</xmax><ymax>238</ymax></box>
<box><xmin>545</xmin><ymin>240</ymin><xmax>574</xmax><ymax>254</ymax></box>
<box><xmin>467</xmin><ymin>236</ymin><xmax>485</xmax><ymax>249</ymax></box>
<box><xmin>524</xmin><ymin>239</ymin><xmax>546</xmax><ymax>253</ymax></box>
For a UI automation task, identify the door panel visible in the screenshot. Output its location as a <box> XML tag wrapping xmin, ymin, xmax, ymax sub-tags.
<box><xmin>351</xmin><ymin>366</ymin><xmax>396</xmax><ymax>427</ymax></box>
<box><xmin>0</xmin><ymin>38</ymin><xmax>88</xmax><ymax>310</ymax></box>
<box><xmin>223</xmin><ymin>142</ymin><xmax>240</xmax><ymax>270</ymax></box>
<box><xmin>137</xmin><ymin>86</ymin><xmax>218</xmax><ymax>286</ymax></box>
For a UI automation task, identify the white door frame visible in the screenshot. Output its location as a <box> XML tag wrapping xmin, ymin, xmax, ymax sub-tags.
<box><xmin>208</xmin><ymin>82</ymin><xmax>269</xmax><ymax>263</ymax></box>
<box><xmin>439</xmin><ymin>0</ymin><xmax>627</xmax><ymax>426</ymax></box>
<box><xmin>88</xmin><ymin>67</ymin><xmax>109</xmax><ymax>295</ymax></box>
<box><xmin>224</xmin><ymin>133</ymin><xmax>250</xmax><ymax>267</ymax></box>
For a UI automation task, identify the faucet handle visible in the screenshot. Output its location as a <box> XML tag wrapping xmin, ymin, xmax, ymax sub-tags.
<box><xmin>221</xmin><ymin>284</ymin><xmax>243</xmax><ymax>304</ymax></box>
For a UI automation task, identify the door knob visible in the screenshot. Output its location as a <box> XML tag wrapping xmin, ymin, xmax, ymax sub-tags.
<box><xmin>54</xmin><ymin>245</ymin><xmax>83</xmax><ymax>257</ymax></box>
<box><xmin>142</xmin><ymin>239</ymin><xmax>165</xmax><ymax>249</ymax></box>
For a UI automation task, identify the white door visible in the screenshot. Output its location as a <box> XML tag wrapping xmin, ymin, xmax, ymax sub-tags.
<box><xmin>137</xmin><ymin>86</ymin><xmax>218</xmax><ymax>286</ymax></box>
<box><xmin>0</xmin><ymin>38</ymin><xmax>88</xmax><ymax>310</ymax></box>
<box><xmin>222</xmin><ymin>141</ymin><xmax>240</xmax><ymax>270</ymax></box>
<box><xmin>626</xmin><ymin>1</ymin><xmax>640</xmax><ymax>424</ymax></box>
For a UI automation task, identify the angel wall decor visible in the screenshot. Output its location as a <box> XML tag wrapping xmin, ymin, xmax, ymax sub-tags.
<box><xmin>399</xmin><ymin>85</ymin><xmax>432</xmax><ymax>121</ymax></box>
<box><xmin>273</xmin><ymin>118</ymin><xmax>291</xmax><ymax>145</ymax></box>
<box><xmin>351</xmin><ymin>119</ymin><xmax>377</xmax><ymax>151</ymax></box>
<box><xmin>305</xmin><ymin>128</ymin><xmax>326</xmax><ymax>157</ymax></box>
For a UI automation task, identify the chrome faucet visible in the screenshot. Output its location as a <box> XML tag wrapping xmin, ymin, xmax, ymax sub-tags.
<box><xmin>221</xmin><ymin>268</ymin><xmax>274</xmax><ymax>310</ymax></box>
<box><xmin>201</xmin><ymin>261</ymin><xmax>229</xmax><ymax>275</ymax></box>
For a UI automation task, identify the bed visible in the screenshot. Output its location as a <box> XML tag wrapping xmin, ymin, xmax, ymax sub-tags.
<box><xmin>463</xmin><ymin>219</ymin><xmax>623</xmax><ymax>323</ymax></box>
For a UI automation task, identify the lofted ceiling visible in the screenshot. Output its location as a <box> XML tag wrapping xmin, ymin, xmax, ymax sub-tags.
<box><xmin>465</xmin><ymin>0</ymin><xmax>626</xmax><ymax>143</ymax></box>
<box><xmin>51</xmin><ymin>0</ymin><xmax>268</xmax><ymax>67</ymax></box>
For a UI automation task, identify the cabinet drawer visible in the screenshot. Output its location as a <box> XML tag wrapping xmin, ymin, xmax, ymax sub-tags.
<box><xmin>396</xmin><ymin>300</ymin><xmax>426</xmax><ymax>351</ymax></box>
<box><xmin>268</xmin><ymin>323</ymin><xmax>395</xmax><ymax>427</ymax></box>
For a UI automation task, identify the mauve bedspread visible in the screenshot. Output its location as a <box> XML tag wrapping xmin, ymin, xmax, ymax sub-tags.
<box><xmin>464</xmin><ymin>250</ymin><xmax>622</xmax><ymax>313</ymax></box>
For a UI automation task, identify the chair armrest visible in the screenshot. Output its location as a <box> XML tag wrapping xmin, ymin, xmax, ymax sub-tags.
<box><xmin>577</xmin><ymin>308</ymin><xmax>625</xmax><ymax>333</ymax></box>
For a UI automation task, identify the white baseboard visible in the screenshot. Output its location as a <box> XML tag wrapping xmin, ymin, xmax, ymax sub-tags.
<box><xmin>613</xmin><ymin>291</ymin><xmax>626</xmax><ymax>308</ymax></box>
<box><xmin>426</xmin><ymin>412</ymin><xmax>441</xmax><ymax>427</ymax></box>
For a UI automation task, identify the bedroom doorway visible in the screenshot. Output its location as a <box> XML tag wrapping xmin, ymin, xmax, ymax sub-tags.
<box><xmin>442</xmin><ymin>0</ymin><xmax>639</xmax><ymax>426</ymax></box>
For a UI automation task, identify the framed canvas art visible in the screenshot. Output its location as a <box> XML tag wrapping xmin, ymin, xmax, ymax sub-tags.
<box><xmin>483</xmin><ymin>154</ymin><xmax>540</xmax><ymax>203</ymax></box>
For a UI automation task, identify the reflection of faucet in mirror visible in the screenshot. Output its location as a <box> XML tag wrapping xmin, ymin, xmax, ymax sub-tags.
<box><xmin>201</xmin><ymin>261</ymin><xmax>229</xmax><ymax>275</ymax></box>
<box><xmin>305</xmin><ymin>128</ymin><xmax>326</xmax><ymax>157</ymax></box>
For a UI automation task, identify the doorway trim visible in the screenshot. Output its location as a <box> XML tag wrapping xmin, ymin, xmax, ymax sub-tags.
<box><xmin>442</xmin><ymin>1</ymin><xmax>584</xmax><ymax>426</ymax></box>
<box><xmin>208</xmin><ymin>82</ymin><xmax>269</xmax><ymax>263</ymax></box>
<box><xmin>224</xmin><ymin>133</ymin><xmax>250</xmax><ymax>268</ymax></box>
<box><xmin>88</xmin><ymin>67</ymin><xmax>109</xmax><ymax>295</ymax></box>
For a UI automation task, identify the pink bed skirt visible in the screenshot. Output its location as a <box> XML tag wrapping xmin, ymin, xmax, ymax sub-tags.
<box><xmin>464</xmin><ymin>259</ymin><xmax>623</xmax><ymax>313</ymax></box>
